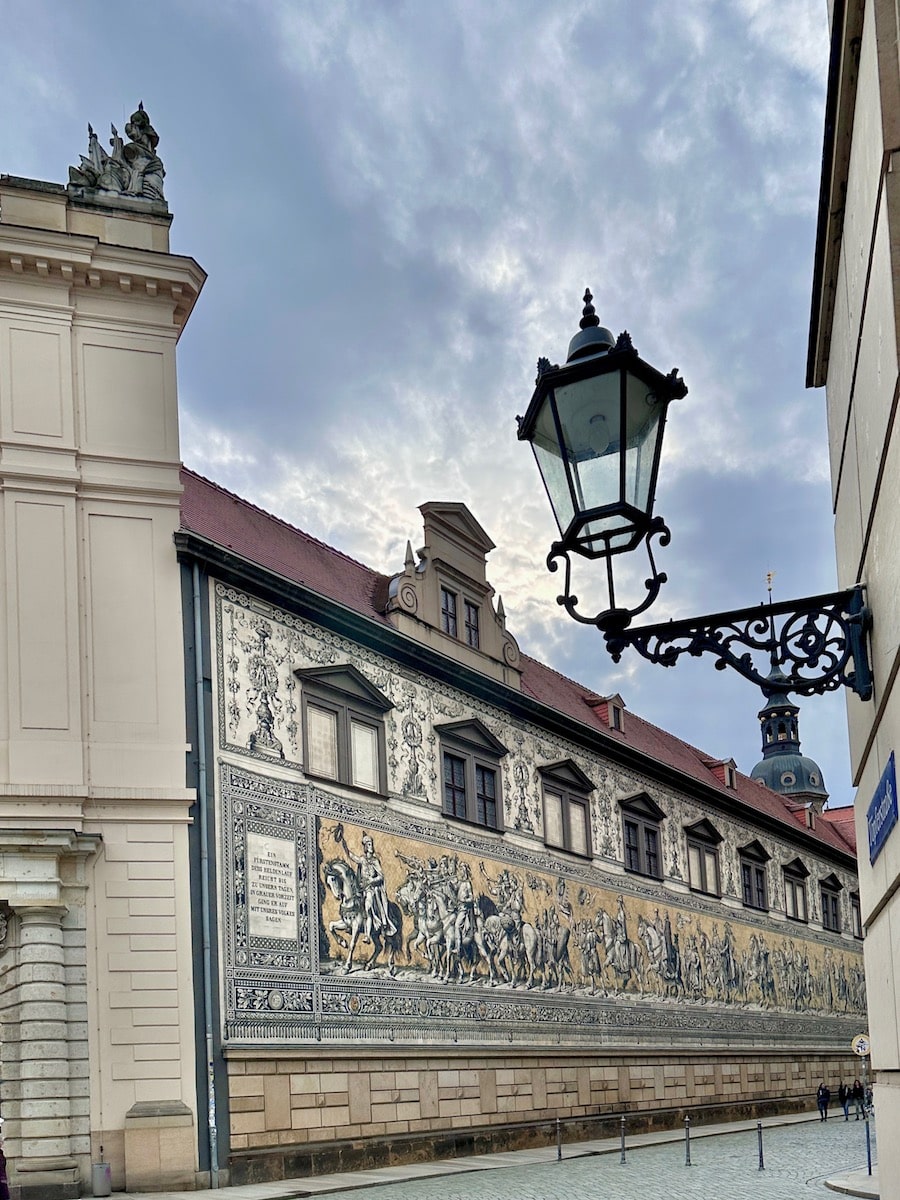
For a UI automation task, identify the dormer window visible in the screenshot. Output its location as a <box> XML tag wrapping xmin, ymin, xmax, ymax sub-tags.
<box><xmin>610</xmin><ymin>700</ymin><xmax>624</xmax><ymax>731</ymax></box>
<box><xmin>296</xmin><ymin>665</ymin><xmax>392</xmax><ymax>795</ymax></box>
<box><xmin>464</xmin><ymin>600</ymin><xmax>480</xmax><ymax>648</ymax></box>
<box><xmin>440</xmin><ymin>587</ymin><xmax>458</xmax><ymax>637</ymax></box>
<box><xmin>724</xmin><ymin>764</ymin><xmax>736</xmax><ymax>789</ymax></box>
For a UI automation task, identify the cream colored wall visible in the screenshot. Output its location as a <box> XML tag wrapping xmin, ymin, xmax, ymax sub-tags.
<box><xmin>822</xmin><ymin>1</ymin><xmax>900</xmax><ymax>1194</ymax></box>
<box><xmin>0</xmin><ymin>179</ymin><xmax>205</xmax><ymax>1191</ymax></box>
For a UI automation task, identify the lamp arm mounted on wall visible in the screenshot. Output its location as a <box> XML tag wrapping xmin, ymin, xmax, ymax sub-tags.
<box><xmin>601</xmin><ymin>584</ymin><xmax>873</xmax><ymax>700</ymax></box>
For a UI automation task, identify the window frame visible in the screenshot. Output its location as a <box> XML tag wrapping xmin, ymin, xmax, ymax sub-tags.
<box><xmin>436</xmin><ymin>719</ymin><xmax>507</xmax><ymax>832</ymax></box>
<box><xmin>685</xmin><ymin>819</ymin><xmax>722</xmax><ymax>898</ymax></box>
<box><xmin>440</xmin><ymin>586</ymin><xmax>458</xmax><ymax>637</ymax></box>
<box><xmin>820</xmin><ymin>873</ymin><xmax>843</xmax><ymax>933</ymax></box>
<box><xmin>738</xmin><ymin>840</ymin><xmax>770</xmax><ymax>912</ymax></box>
<box><xmin>783</xmin><ymin>858</ymin><xmax>810</xmax><ymax>923</ymax></box>
<box><xmin>539</xmin><ymin>760</ymin><xmax>594</xmax><ymax>859</ymax></box>
<box><xmin>619</xmin><ymin>793</ymin><xmax>665</xmax><ymax>880</ymax></box>
<box><xmin>297</xmin><ymin>665</ymin><xmax>392</xmax><ymax>796</ymax></box>
<box><xmin>850</xmin><ymin>892</ymin><xmax>863</xmax><ymax>939</ymax></box>
<box><xmin>464</xmin><ymin>599</ymin><xmax>480</xmax><ymax>649</ymax></box>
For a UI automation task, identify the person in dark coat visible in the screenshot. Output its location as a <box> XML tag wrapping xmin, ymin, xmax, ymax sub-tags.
<box><xmin>816</xmin><ymin>1081</ymin><xmax>831</xmax><ymax>1120</ymax></box>
<box><xmin>851</xmin><ymin>1078</ymin><xmax>866</xmax><ymax>1120</ymax></box>
<box><xmin>0</xmin><ymin>1136</ymin><xmax>9</xmax><ymax>1200</ymax></box>
<box><xmin>838</xmin><ymin>1080</ymin><xmax>850</xmax><ymax>1120</ymax></box>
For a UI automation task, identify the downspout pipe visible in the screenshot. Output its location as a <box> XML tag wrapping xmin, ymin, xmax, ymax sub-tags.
<box><xmin>193</xmin><ymin>562</ymin><xmax>220</xmax><ymax>1187</ymax></box>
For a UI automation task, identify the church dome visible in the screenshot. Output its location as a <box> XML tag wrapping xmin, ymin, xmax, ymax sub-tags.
<box><xmin>749</xmin><ymin>667</ymin><xmax>828</xmax><ymax>804</ymax></box>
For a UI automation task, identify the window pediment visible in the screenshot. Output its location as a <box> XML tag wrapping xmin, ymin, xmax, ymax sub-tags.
<box><xmin>685</xmin><ymin>818</ymin><xmax>723</xmax><ymax>845</ymax></box>
<box><xmin>784</xmin><ymin>857</ymin><xmax>809</xmax><ymax>879</ymax></box>
<box><xmin>619</xmin><ymin>791</ymin><xmax>665</xmax><ymax>822</ymax></box>
<box><xmin>435</xmin><ymin>718</ymin><xmax>507</xmax><ymax>757</ymax></box>
<box><xmin>739</xmin><ymin>839</ymin><xmax>770</xmax><ymax>863</ymax></box>
<box><xmin>295</xmin><ymin>664</ymin><xmax>392</xmax><ymax>713</ymax></box>
<box><xmin>538</xmin><ymin>759</ymin><xmax>594</xmax><ymax>792</ymax></box>
<box><xmin>821</xmin><ymin>872</ymin><xmax>843</xmax><ymax>892</ymax></box>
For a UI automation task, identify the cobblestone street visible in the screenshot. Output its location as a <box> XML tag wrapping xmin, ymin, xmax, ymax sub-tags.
<box><xmin>319</xmin><ymin>1118</ymin><xmax>876</xmax><ymax>1200</ymax></box>
<box><xmin>131</xmin><ymin>1112</ymin><xmax>879</xmax><ymax>1200</ymax></box>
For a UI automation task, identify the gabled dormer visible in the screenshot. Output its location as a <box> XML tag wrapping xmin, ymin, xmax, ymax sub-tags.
<box><xmin>583</xmin><ymin>691</ymin><xmax>626</xmax><ymax>732</ymax></box>
<box><xmin>708</xmin><ymin>757</ymin><xmax>738</xmax><ymax>790</ymax></box>
<box><xmin>383</xmin><ymin>502</ymin><xmax>521</xmax><ymax>687</ymax></box>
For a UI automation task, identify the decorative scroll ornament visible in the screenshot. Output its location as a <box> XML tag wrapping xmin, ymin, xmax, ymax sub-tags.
<box><xmin>547</xmin><ymin>515</ymin><xmax>672</xmax><ymax>632</ymax></box>
<box><xmin>68</xmin><ymin>102</ymin><xmax>165</xmax><ymax>204</ymax></box>
<box><xmin>603</xmin><ymin>585</ymin><xmax>873</xmax><ymax>701</ymax></box>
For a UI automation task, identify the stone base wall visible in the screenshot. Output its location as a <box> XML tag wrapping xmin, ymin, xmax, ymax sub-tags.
<box><xmin>226</xmin><ymin>1047</ymin><xmax>860</xmax><ymax>1184</ymax></box>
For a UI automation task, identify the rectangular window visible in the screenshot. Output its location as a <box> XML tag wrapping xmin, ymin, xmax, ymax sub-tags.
<box><xmin>821</xmin><ymin>887</ymin><xmax>841</xmax><ymax>932</ymax></box>
<box><xmin>350</xmin><ymin>720</ymin><xmax>379</xmax><ymax>790</ymax></box>
<box><xmin>741</xmin><ymin>861</ymin><xmax>768</xmax><ymax>911</ymax></box>
<box><xmin>464</xmin><ymin>600</ymin><xmax>480</xmax><ymax>648</ymax></box>
<box><xmin>785</xmin><ymin>875</ymin><xmax>808</xmax><ymax>922</ymax></box>
<box><xmin>299</xmin><ymin>670</ymin><xmax>390</xmax><ymax>794</ymax></box>
<box><xmin>443</xmin><ymin>753</ymin><xmax>467</xmax><ymax>820</ymax></box>
<box><xmin>688</xmin><ymin>841</ymin><xmax>720</xmax><ymax>896</ymax></box>
<box><xmin>624</xmin><ymin>819</ymin><xmax>641</xmax><ymax>873</ymax></box>
<box><xmin>644</xmin><ymin>826</ymin><xmax>659</xmax><ymax>877</ymax></box>
<box><xmin>440</xmin><ymin>587</ymin><xmax>458</xmax><ymax>637</ymax></box>
<box><xmin>544</xmin><ymin>790</ymin><xmax>565</xmax><ymax>849</ymax></box>
<box><xmin>475</xmin><ymin>764</ymin><xmax>497</xmax><ymax>827</ymax></box>
<box><xmin>542</xmin><ymin>787</ymin><xmax>590</xmax><ymax>857</ymax></box>
<box><xmin>306</xmin><ymin>704</ymin><xmax>338</xmax><ymax>779</ymax></box>
<box><xmin>568</xmin><ymin>799</ymin><xmax>589</xmax><ymax>856</ymax></box>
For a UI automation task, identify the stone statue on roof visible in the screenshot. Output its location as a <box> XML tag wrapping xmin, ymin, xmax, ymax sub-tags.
<box><xmin>68</xmin><ymin>102</ymin><xmax>165</xmax><ymax>204</ymax></box>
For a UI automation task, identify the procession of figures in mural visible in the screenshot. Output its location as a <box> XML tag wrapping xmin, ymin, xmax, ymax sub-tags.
<box><xmin>319</xmin><ymin>824</ymin><xmax>866</xmax><ymax>1017</ymax></box>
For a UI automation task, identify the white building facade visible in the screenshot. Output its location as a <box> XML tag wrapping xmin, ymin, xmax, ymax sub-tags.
<box><xmin>808</xmin><ymin>1</ymin><xmax>900</xmax><ymax>1196</ymax></box>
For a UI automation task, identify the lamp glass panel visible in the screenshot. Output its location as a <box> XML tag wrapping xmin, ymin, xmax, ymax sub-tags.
<box><xmin>553</xmin><ymin>371</ymin><xmax>623</xmax><ymax>518</ymax></box>
<box><xmin>531</xmin><ymin>393</ymin><xmax>577</xmax><ymax>535</ymax></box>
<box><xmin>623</xmin><ymin>371</ymin><xmax>663</xmax><ymax>514</ymax></box>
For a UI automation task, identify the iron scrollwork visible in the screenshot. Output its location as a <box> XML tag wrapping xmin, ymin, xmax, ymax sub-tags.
<box><xmin>547</xmin><ymin>516</ymin><xmax>672</xmax><ymax>631</ymax></box>
<box><xmin>603</xmin><ymin>585</ymin><xmax>873</xmax><ymax>700</ymax></box>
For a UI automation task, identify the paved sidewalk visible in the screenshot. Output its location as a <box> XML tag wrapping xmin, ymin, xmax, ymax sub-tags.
<box><xmin>124</xmin><ymin>1110</ymin><xmax>878</xmax><ymax>1200</ymax></box>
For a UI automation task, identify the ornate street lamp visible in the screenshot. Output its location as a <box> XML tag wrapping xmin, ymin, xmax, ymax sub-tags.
<box><xmin>518</xmin><ymin>292</ymin><xmax>873</xmax><ymax>701</ymax></box>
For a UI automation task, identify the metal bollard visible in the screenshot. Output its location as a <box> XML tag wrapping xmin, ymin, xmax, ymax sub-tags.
<box><xmin>620</xmin><ymin>1114</ymin><xmax>627</xmax><ymax>1165</ymax></box>
<box><xmin>757</xmin><ymin>1120</ymin><xmax>765</xmax><ymax>1171</ymax></box>
<box><xmin>865</xmin><ymin>1116</ymin><xmax>872</xmax><ymax>1177</ymax></box>
<box><xmin>684</xmin><ymin>1114</ymin><xmax>692</xmax><ymax>1167</ymax></box>
<box><xmin>556</xmin><ymin>1116</ymin><xmax>562</xmax><ymax>1162</ymax></box>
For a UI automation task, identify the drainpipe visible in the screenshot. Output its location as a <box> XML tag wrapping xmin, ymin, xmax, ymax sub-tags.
<box><xmin>193</xmin><ymin>562</ymin><xmax>220</xmax><ymax>1187</ymax></box>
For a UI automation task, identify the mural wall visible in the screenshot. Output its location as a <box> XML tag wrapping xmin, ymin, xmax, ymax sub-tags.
<box><xmin>214</xmin><ymin>584</ymin><xmax>865</xmax><ymax>1049</ymax></box>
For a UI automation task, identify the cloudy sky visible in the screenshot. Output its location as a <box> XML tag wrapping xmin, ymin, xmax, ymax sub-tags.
<box><xmin>2</xmin><ymin>0</ymin><xmax>857</xmax><ymax>803</ymax></box>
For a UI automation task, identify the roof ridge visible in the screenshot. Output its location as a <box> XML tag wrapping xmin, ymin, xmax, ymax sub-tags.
<box><xmin>181</xmin><ymin>467</ymin><xmax>387</xmax><ymax>580</ymax></box>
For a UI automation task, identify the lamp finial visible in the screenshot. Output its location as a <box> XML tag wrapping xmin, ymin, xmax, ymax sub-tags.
<box><xmin>580</xmin><ymin>289</ymin><xmax>601</xmax><ymax>330</ymax></box>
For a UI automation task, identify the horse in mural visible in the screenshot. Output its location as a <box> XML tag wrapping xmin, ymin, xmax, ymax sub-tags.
<box><xmin>324</xmin><ymin>859</ymin><xmax>403</xmax><ymax>975</ymax></box>
<box><xmin>742</xmin><ymin>933</ymin><xmax>777</xmax><ymax>1008</ymax></box>
<box><xmin>637</xmin><ymin>914</ymin><xmax>684</xmax><ymax>997</ymax></box>
<box><xmin>395</xmin><ymin>871</ymin><xmax>499</xmax><ymax>985</ymax></box>
<box><xmin>595</xmin><ymin>905</ymin><xmax>643</xmax><ymax>993</ymax></box>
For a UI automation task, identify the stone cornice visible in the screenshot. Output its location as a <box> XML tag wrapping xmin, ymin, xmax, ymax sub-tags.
<box><xmin>0</xmin><ymin>219</ymin><xmax>206</xmax><ymax>331</ymax></box>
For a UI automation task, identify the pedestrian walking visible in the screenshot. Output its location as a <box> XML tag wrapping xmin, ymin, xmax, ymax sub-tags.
<box><xmin>0</xmin><ymin>1129</ymin><xmax>9</xmax><ymax>1200</ymax></box>
<box><xmin>816</xmin><ymin>1081</ymin><xmax>831</xmax><ymax>1120</ymax></box>
<box><xmin>838</xmin><ymin>1080</ymin><xmax>850</xmax><ymax>1120</ymax></box>
<box><xmin>851</xmin><ymin>1078</ymin><xmax>865</xmax><ymax>1120</ymax></box>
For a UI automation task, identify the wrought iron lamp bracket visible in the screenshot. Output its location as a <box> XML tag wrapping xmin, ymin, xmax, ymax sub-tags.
<box><xmin>602</xmin><ymin>585</ymin><xmax>873</xmax><ymax>700</ymax></box>
<box><xmin>547</xmin><ymin>516</ymin><xmax>672</xmax><ymax>629</ymax></box>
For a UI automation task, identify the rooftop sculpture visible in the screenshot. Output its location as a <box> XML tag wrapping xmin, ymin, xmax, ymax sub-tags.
<box><xmin>68</xmin><ymin>101</ymin><xmax>165</xmax><ymax>205</ymax></box>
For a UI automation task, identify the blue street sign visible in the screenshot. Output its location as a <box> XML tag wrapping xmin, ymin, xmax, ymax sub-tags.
<box><xmin>868</xmin><ymin>751</ymin><xmax>898</xmax><ymax>864</ymax></box>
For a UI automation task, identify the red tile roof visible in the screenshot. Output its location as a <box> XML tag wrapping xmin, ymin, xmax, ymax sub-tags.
<box><xmin>180</xmin><ymin>467</ymin><xmax>855</xmax><ymax>862</ymax></box>
<box><xmin>821</xmin><ymin>805</ymin><xmax>857</xmax><ymax>854</ymax></box>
